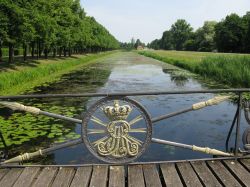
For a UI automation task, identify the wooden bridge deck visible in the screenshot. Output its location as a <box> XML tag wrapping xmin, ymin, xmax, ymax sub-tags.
<box><xmin>0</xmin><ymin>158</ymin><xmax>250</xmax><ymax>187</ymax></box>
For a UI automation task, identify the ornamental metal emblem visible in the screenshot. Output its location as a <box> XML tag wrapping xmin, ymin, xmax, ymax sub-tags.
<box><xmin>82</xmin><ymin>96</ymin><xmax>152</xmax><ymax>163</ymax></box>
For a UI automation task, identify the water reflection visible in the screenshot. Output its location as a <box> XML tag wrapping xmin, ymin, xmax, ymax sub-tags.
<box><xmin>163</xmin><ymin>69</ymin><xmax>189</xmax><ymax>87</ymax></box>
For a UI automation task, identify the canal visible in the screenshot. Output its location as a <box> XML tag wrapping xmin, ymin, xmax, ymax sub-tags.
<box><xmin>0</xmin><ymin>52</ymin><xmax>248</xmax><ymax>164</ymax></box>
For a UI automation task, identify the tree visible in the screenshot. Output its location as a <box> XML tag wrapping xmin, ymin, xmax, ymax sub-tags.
<box><xmin>243</xmin><ymin>12</ymin><xmax>250</xmax><ymax>53</ymax></box>
<box><xmin>149</xmin><ymin>39</ymin><xmax>160</xmax><ymax>49</ymax></box>
<box><xmin>149</xmin><ymin>12</ymin><xmax>250</xmax><ymax>54</ymax></box>
<box><xmin>18</xmin><ymin>0</ymin><xmax>36</xmax><ymax>61</ymax></box>
<box><xmin>0</xmin><ymin>5</ymin><xmax>8</xmax><ymax>63</ymax></box>
<box><xmin>195</xmin><ymin>21</ymin><xmax>217</xmax><ymax>52</ymax></box>
<box><xmin>160</xmin><ymin>31</ymin><xmax>173</xmax><ymax>50</ymax></box>
<box><xmin>215</xmin><ymin>13</ymin><xmax>246</xmax><ymax>53</ymax></box>
<box><xmin>134</xmin><ymin>39</ymin><xmax>142</xmax><ymax>49</ymax></box>
<box><xmin>0</xmin><ymin>1</ymin><xmax>24</xmax><ymax>63</ymax></box>
<box><xmin>184</xmin><ymin>32</ymin><xmax>197</xmax><ymax>51</ymax></box>
<box><xmin>0</xmin><ymin>0</ymin><xmax>119</xmax><ymax>63</ymax></box>
<box><xmin>170</xmin><ymin>19</ymin><xmax>193</xmax><ymax>50</ymax></box>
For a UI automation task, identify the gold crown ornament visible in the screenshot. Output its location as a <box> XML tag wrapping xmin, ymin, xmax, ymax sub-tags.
<box><xmin>103</xmin><ymin>100</ymin><xmax>132</xmax><ymax>120</ymax></box>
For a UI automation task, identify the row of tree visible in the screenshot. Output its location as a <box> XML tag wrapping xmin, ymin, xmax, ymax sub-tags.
<box><xmin>0</xmin><ymin>0</ymin><xmax>119</xmax><ymax>63</ymax></box>
<box><xmin>120</xmin><ymin>38</ymin><xmax>145</xmax><ymax>50</ymax></box>
<box><xmin>149</xmin><ymin>12</ymin><xmax>250</xmax><ymax>53</ymax></box>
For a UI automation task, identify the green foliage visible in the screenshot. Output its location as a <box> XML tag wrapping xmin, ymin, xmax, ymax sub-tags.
<box><xmin>149</xmin><ymin>12</ymin><xmax>250</xmax><ymax>54</ymax></box>
<box><xmin>170</xmin><ymin>19</ymin><xmax>193</xmax><ymax>50</ymax></box>
<box><xmin>149</xmin><ymin>39</ymin><xmax>161</xmax><ymax>50</ymax></box>
<box><xmin>0</xmin><ymin>0</ymin><xmax>119</xmax><ymax>63</ymax></box>
<box><xmin>149</xmin><ymin>19</ymin><xmax>193</xmax><ymax>51</ymax></box>
<box><xmin>139</xmin><ymin>50</ymin><xmax>250</xmax><ymax>87</ymax></box>
<box><xmin>215</xmin><ymin>13</ymin><xmax>246</xmax><ymax>53</ymax></box>
<box><xmin>134</xmin><ymin>39</ymin><xmax>142</xmax><ymax>49</ymax></box>
<box><xmin>160</xmin><ymin>31</ymin><xmax>173</xmax><ymax>50</ymax></box>
<box><xmin>243</xmin><ymin>12</ymin><xmax>250</xmax><ymax>52</ymax></box>
<box><xmin>194</xmin><ymin>21</ymin><xmax>217</xmax><ymax>52</ymax></box>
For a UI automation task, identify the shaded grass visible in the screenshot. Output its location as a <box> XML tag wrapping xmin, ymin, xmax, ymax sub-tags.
<box><xmin>138</xmin><ymin>50</ymin><xmax>250</xmax><ymax>87</ymax></box>
<box><xmin>1</xmin><ymin>47</ymin><xmax>23</xmax><ymax>57</ymax></box>
<box><xmin>0</xmin><ymin>51</ymin><xmax>115</xmax><ymax>95</ymax></box>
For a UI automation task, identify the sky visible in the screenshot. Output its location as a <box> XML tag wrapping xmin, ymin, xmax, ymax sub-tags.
<box><xmin>80</xmin><ymin>0</ymin><xmax>250</xmax><ymax>44</ymax></box>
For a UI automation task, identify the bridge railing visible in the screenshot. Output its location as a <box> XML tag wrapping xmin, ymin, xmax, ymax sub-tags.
<box><xmin>0</xmin><ymin>89</ymin><xmax>250</xmax><ymax>164</ymax></box>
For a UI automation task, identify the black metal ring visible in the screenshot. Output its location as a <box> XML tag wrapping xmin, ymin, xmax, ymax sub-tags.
<box><xmin>82</xmin><ymin>96</ymin><xmax>152</xmax><ymax>163</ymax></box>
<box><xmin>243</xmin><ymin>127</ymin><xmax>250</xmax><ymax>150</ymax></box>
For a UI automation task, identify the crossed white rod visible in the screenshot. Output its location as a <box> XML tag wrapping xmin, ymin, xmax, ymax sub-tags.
<box><xmin>151</xmin><ymin>95</ymin><xmax>230</xmax><ymax>123</ymax></box>
<box><xmin>0</xmin><ymin>101</ymin><xmax>82</xmax><ymax>124</ymax></box>
<box><xmin>151</xmin><ymin>138</ymin><xmax>233</xmax><ymax>156</ymax></box>
<box><xmin>1</xmin><ymin>137</ymin><xmax>232</xmax><ymax>164</ymax></box>
<box><xmin>1</xmin><ymin>138</ymin><xmax>83</xmax><ymax>164</ymax></box>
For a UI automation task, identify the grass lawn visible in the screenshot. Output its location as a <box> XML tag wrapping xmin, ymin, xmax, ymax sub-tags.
<box><xmin>0</xmin><ymin>51</ymin><xmax>115</xmax><ymax>95</ymax></box>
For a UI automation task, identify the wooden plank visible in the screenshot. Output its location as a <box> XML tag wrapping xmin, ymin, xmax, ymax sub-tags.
<box><xmin>128</xmin><ymin>165</ymin><xmax>145</xmax><ymax>187</ymax></box>
<box><xmin>0</xmin><ymin>169</ymin><xmax>10</xmax><ymax>181</ymax></box>
<box><xmin>176</xmin><ymin>162</ymin><xmax>202</xmax><ymax>187</ymax></box>
<box><xmin>89</xmin><ymin>165</ymin><xmax>108</xmax><ymax>187</ymax></box>
<box><xmin>160</xmin><ymin>163</ymin><xmax>183</xmax><ymax>187</ymax></box>
<box><xmin>207</xmin><ymin>161</ymin><xmax>241</xmax><ymax>187</ymax></box>
<box><xmin>143</xmin><ymin>164</ymin><xmax>161</xmax><ymax>187</ymax></box>
<box><xmin>32</xmin><ymin>167</ymin><xmax>58</xmax><ymax>187</ymax></box>
<box><xmin>51</xmin><ymin>167</ymin><xmax>75</xmax><ymax>187</ymax></box>
<box><xmin>239</xmin><ymin>159</ymin><xmax>250</xmax><ymax>171</ymax></box>
<box><xmin>223</xmin><ymin>160</ymin><xmax>250</xmax><ymax>187</ymax></box>
<box><xmin>13</xmin><ymin>167</ymin><xmax>40</xmax><ymax>187</ymax></box>
<box><xmin>191</xmin><ymin>161</ymin><xmax>222</xmax><ymax>187</ymax></box>
<box><xmin>70</xmin><ymin>166</ymin><xmax>92</xmax><ymax>187</ymax></box>
<box><xmin>0</xmin><ymin>168</ymin><xmax>23</xmax><ymax>187</ymax></box>
<box><xmin>109</xmin><ymin>166</ymin><xmax>125</xmax><ymax>187</ymax></box>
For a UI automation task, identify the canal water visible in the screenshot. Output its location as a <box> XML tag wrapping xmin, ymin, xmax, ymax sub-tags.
<box><xmin>0</xmin><ymin>52</ymin><xmax>248</xmax><ymax>164</ymax></box>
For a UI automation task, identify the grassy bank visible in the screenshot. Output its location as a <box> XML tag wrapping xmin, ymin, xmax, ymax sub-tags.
<box><xmin>138</xmin><ymin>50</ymin><xmax>250</xmax><ymax>87</ymax></box>
<box><xmin>0</xmin><ymin>51</ymin><xmax>115</xmax><ymax>95</ymax></box>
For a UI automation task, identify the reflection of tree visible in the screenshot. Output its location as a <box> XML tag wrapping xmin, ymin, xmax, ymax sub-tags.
<box><xmin>170</xmin><ymin>71</ymin><xmax>188</xmax><ymax>87</ymax></box>
<box><xmin>162</xmin><ymin>69</ymin><xmax>176</xmax><ymax>74</ymax></box>
<box><xmin>163</xmin><ymin>69</ymin><xmax>189</xmax><ymax>87</ymax></box>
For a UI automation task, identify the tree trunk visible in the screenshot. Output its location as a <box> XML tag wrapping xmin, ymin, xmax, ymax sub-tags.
<box><xmin>38</xmin><ymin>41</ymin><xmax>42</xmax><ymax>58</ymax></box>
<box><xmin>44</xmin><ymin>48</ymin><xmax>48</xmax><ymax>59</ymax></box>
<box><xmin>23</xmin><ymin>43</ymin><xmax>27</xmax><ymax>61</ymax></box>
<box><xmin>59</xmin><ymin>47</ymin><xmax>62</xmax><ymax>57</ymax></box>
<box><xmin>31</xmin><ymin>42</ymin><xmax>35</xmax><ymax>58</ymax></box>
<box><xmin>53</xmin><ymin>48</ymin><xmax>56</xmax><ymax>57</ymax></box>
<box><xmin>0</xmin><ymin>42</ymin><xmax>2</xmax><ymax>63</ymax></box>
<box><xmin>63</xmin><ymin>47</ymin><xmax>66</xmax><ymax>57</ymax></box>
<box><xmin>37</xmin><ymin>39</ymin><xmax>39</xmax><ymax>59</ymax></box>
<box><xmin>68</xmin><ymin>47</ymin><xmax>71</xmax><ymax>57</ymax></box>
<box><xmin>8</xmin><ymin>43</ymin><xmax>14</xmax><ymax>63</ymax></box>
